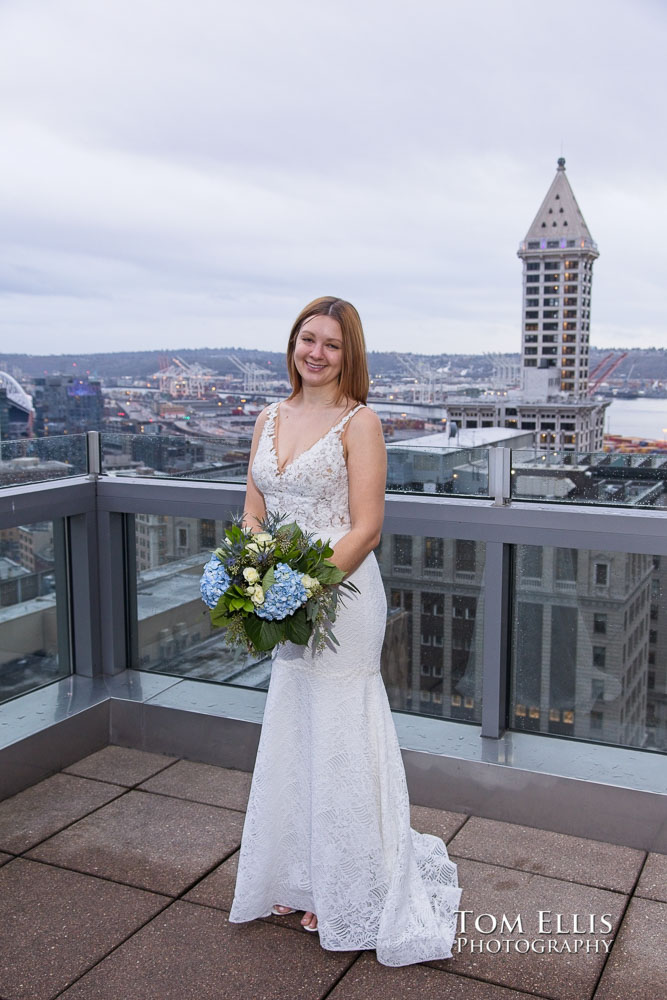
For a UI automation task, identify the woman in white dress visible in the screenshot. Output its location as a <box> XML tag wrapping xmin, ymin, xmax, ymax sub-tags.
<box><xmin>229</xmin><ymin>297</ymin><xmax>461</xmax><ymax>966</ymax></box>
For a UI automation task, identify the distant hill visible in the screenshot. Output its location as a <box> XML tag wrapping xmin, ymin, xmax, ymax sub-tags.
<box><xmin>1</xmin><ymin>346</ymin><xmax>666</xmax><ymax>382</ymax></box>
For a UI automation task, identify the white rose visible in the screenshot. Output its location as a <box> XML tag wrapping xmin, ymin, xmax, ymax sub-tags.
<box><xmin>247</xmin><ymin>533</ymin><xmax>274</xmax><ymax>554</ymax></box>
<box><xmin>250</xmin><ymin>585</ymin><xmax>265</xmax><ymax>605</ymax></box>
<box><xmin>243</xmin><ymin>567</ymin><xmax>260</xmax><ymax>584</ymax></box>
<box><xmin>301</xmin><ymin>574</ymin><xmax>321</xmax><ymax>597</ymax></box>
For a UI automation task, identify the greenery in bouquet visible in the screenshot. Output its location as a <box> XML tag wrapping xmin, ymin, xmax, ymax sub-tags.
<box><xmin>199</xmin><ymin>512</ymin><xmax>359</xmax><ymax>654</ymax></box>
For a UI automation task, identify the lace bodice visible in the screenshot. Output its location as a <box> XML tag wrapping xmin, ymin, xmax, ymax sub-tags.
<box><xmin>251</xmin><ymin>401</ymin><xmax>365</xmax><ymax>535</ymax></box>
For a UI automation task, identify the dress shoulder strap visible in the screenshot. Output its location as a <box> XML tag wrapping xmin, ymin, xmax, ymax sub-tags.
<box><xmin>262</xmin><ymin>401</ymin><xmax>280</xmax><ymax>430</ymax></box>
<box><xmin>332</xmin><ymin>403</ymin><xmax>365</xmax><ymax>434</ymax></box>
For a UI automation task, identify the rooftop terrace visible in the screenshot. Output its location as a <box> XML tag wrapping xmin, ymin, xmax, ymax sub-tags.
<box><xmin>1</xmin><ymin>746</ymin><xmax>664</xmax><ymax>1000</ymax></box>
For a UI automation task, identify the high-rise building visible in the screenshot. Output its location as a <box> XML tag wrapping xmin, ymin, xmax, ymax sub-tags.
<box><xmin>32</xmin><ymin>375</ymin><xmax>103</xmax><ymax>436</ymax></box>
<box><xmin>441</xmin><ymin>158</ymin><xmax>608</xmax><ymax>451</ymax></box>
<box><xmin>517</xmin><ymin>156</ymin><xmax>598</xmax><ymax>399</ymax></box>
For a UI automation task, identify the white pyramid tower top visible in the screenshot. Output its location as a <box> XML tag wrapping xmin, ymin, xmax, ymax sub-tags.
<box><xmin>523</xmin><ymin>158</ymin><xmax>596</xmax><ymax>245</ymax></box>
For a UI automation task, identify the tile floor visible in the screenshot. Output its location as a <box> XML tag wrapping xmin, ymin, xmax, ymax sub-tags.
<box><xmin>0</xmin><ymin>745</ymin><xmax>663</xmax><ymax>1000</ymax></box>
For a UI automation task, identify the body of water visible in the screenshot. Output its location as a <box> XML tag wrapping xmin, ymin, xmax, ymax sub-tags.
<box><xmin>604</xmin><ymin>398</ymin><xmax>667</xmax><ymax>441</ymax></box>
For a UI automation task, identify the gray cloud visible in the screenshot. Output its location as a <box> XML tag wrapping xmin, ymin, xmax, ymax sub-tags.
<box><xmin>1</xmin><ymin>0</ymin><xmax>666</xmax><ymax>356</ymax></box>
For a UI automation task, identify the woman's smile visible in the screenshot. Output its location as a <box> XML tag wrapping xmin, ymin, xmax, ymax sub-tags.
<box><xmin>294</xmin><ymin>314</ymin><xmax>343</xmax><ymax>386</ymax></box>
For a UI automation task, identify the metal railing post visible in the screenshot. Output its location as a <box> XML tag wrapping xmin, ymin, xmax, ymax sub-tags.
<box><xmin>488</xmin><ymin>447</ymin><xmax>511</xmax><ymax>506</ymax></box>
<box><xmin>86</xmin><ymin>430</ymin><xmax>101</xmax><ymax>477</ymax></box>
<box><xmin>480</xmin><ymin>541</ymin><xmax>511</xmax><ymax>738</ymax></box>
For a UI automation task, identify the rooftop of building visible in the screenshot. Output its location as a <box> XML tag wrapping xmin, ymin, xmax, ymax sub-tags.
<box><xmin>387</xmin><ymin>427</ymin><xmax>532</xmax><ymax>450</ymax></box>
<box><xmin>0</xmin><ymin>744</ymin><xmax>663</xmax><ymax>1000</ymax></box>
<box><xmin>521</xmin><ymin>157</ymin><xmax>598</xmax><ymax>251</ymax></box>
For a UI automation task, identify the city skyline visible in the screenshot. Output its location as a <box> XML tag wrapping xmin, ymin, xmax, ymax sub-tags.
<box><xmin>1</xmin><ymin>1</ymin><xmax>667</xmax><ymax>355</ymax></box>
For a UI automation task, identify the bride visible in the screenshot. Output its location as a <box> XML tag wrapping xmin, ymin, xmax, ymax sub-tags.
<box><xmin>228</xmin><ymin>296</ymin><xmax>461</xmax><ymax>966</ymax></box>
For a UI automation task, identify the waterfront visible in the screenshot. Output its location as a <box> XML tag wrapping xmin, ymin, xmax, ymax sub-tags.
<box><xmin>605</xmin><ymin>397</ymin><xmax>667</xmax><ymax>441</ymax></box>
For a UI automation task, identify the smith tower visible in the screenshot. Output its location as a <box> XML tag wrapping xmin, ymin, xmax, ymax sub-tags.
<box><xmin>518</xmin><ymin>157</ymin><xmax>599</xmax><ymax>399</ymax></box>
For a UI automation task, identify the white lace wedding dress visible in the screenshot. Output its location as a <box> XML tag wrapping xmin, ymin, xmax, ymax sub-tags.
<box><xmin>229</xmin><ymin>401</ymin><xmax>461</xmax><ymax>966</ymax></box>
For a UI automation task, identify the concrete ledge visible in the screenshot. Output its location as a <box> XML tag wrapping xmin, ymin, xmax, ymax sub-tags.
<box><xmin>0</xmin><ymin>701</ymin><xmax>109</xmax><ymax>800</ymax></box>
<box><xmin>1</xmin><ymin>672</ymin><xmax>665</xmax><ymax>852</ymax></box>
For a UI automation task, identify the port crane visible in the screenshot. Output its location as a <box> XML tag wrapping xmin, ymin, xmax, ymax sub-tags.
<box><xmin>587</xmin><ymin>352</ymin><xmax>628</xmax><ymax>394</ymax></box>
<box><xmin>228</xmin><ymin>355</ymin><xmax>272</xmax><ymax>394</ymax></box>
<box><xmin>394</xmin><ymin>354</ymin><xmax>447</xmax><ymax>404</ymax></box>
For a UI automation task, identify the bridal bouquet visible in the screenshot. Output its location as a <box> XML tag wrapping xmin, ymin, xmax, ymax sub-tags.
<box><xmin>199</xmin><ymin>512</ymin><xmax>358</xmax><ymax>655</ymax></box>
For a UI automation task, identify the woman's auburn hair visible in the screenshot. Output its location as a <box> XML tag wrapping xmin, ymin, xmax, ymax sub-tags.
<box><xmin>286</xmin><ymin>296</ymin><xmax>369</xmax><ymax>405</ymax></box>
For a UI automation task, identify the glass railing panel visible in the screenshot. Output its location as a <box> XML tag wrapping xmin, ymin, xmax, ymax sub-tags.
<box><xmin>376</xmin><ymin>534</ymin><xmax>485</xmax><ymax>723</ymax></box>
<box><xmin>0</xmin><ymin>436</ymin><xmax>87</xmax><ymax>488</ymax></box>
<box><xmin>129</xmin><ymin>512</ymin><xmax>485</xmax><ymax>723</ymax></box>
<box><xmin>101</xmin><ymin>432</ymin><xmax>496</xmax><ymax>495</ymax></box>
<box><xmin>510</xmin><ymin>450</ymin><xmax>667</xmax><ymax>508</ymax></box>
<box><xmin>132</xmin><ymin>514</ymin><xmax>266</xmax><ymax>683</ymax></box>
<box><xmin>100</xmin><ymin>432</ymin><xmax>249</xmax><ymax>482</ymax></box>
<box><xmin>0</xmin><ymin>519</ymin><xmax>70</xmax><ymax>703</ymax></box>
<box><xmin>511</xmin><ymin>545</ymin><xmax>666</xmax><ymax>751</ymax></box>
<box><xmin>386</xmin><ymin>444</ymin><xmax>490</xmax><ymax>496</ymax></box>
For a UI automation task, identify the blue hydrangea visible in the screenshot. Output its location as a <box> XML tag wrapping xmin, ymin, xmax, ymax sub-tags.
<box><xmin>255</xmin><ymin>562</ymin><xmax>307</xmax><ymax>621</ymax></box>
<box><xmin>200</xmin><ymin>554</ymin><xmax>231</xmax><ymax>609</ymax></box>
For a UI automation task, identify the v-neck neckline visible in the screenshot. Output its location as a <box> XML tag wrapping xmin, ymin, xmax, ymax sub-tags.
<box><xmin>270</xmin><ymin>401</ymin><xmax>357</xmax><ymax>476</ymax></box>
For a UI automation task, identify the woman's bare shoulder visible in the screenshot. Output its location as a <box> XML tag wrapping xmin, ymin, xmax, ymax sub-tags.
<box><xmin>345</xmin><ymin>405</ymin><xmax>384</xmax><ymax>454</ymax></box>
<box><xmin>348</xmin><ymin>404</ymin><xmax>382</xmax><ymax>433</ymax></box>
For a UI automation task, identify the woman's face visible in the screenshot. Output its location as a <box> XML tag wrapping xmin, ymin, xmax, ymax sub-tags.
<box><xmin>293</xmin><ymin>314</ymin><xmax>344</xmax><ymax>390</ymax></box>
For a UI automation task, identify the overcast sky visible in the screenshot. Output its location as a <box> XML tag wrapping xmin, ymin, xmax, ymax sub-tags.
<box><xmin>1</xmin><ymin>0</ymin><xmax>666</xmax><ymax>357</ymax></box>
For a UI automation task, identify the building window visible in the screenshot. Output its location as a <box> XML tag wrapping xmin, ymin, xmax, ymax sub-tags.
<box><xmin>593</xmin><ymin>646</ymin><xmax>606</xmax><ymax>668</ymax></box>
<box><xmin>590</xmin><ymin>711</ymin><xmax>603</xmax><ymax>731</ymax></box>
<box><xmin>393</xmin><ymin>535</ymin><xmax>412</xmax><ymax>568</ymax></box>
<box><xmin>455</xmin><ymin>539</ymin><xmax>476</xmax><ymax>573</ymax></box>
<box><xmin>526</xmin><ymin>262</ymin><xmax>541</xmax><ymax>271</ymax></box>
<box><xmin>595</xmin><ymin>563</ymin><xmax>609</xmax><ymax>587</ymax></box>
<box><xmin>593</xmin><ymin>613</ymin><xmax>607</xmax><ymax>635</ymax></box>
<box><xmin>542</xmin><ymin>323</ymin><xmax>558</xmax><ymax>331</ymax></box>
<box><xmin>422</xmin><ymin>593</ymin><xmax>443</xmax><ymax>616</ymax></box>
<box><xmin>521</xmin><ymin>545</ymin><xmax>543</xmax><ymax>579</ymax></box>
<box><xmin>591</xmin><ymin>678</ymin><xmax>604</xmax><ymax>701</ymax></box>
<box><xmin>423</xmin><ymin>538</ymin><xmax>444</xmax><ymax>569</ymax></box>
<box><xmin>555</xmin><ymin>548</ymin><xmax>577</xmax><ymax>583</ymax></box>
